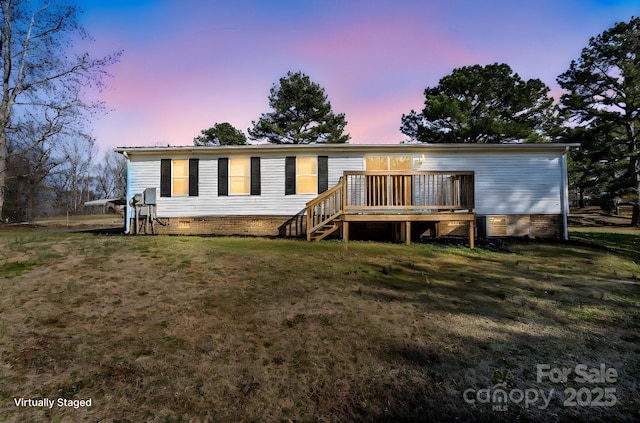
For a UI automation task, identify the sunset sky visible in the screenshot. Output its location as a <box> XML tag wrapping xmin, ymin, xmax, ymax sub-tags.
<box><xmin>79</xmin><ymin>0</ymin><xmax>639</xmax><ymax>150</ymax></box>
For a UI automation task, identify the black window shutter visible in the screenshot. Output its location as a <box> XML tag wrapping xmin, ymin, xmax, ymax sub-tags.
<box><xmin>189</xmin><ymin>158</ymin><xmax>199</xmax><ymax>196</ymax></box>
<box><xmin>218</xmin><ymin>158</ymin><xmax>229</xmax><ymax>196</ymax></box>
<box><xmin>285</xmin><ymin>156</ymin><xmax>296</xmax><ymax>195</ymax></box>
<box><xmin>160</xmin><ymin>159</ymin><xmax>171</xmax><ymax>197</ymax></box>
<box><xmin>318</xmin><ymin>156</ymin><xmax>328</xmax><ymax>193</ymax></box>
<box><xmin>250</xmin><ymin>157</ymin><xmax>261</xmax><ymax>196</ymax></box>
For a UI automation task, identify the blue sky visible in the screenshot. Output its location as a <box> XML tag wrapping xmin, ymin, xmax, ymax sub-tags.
<box><xmin>78</xmin><ymin>0</ymin><xmax>639</xmax><ymax>149</ymax></box>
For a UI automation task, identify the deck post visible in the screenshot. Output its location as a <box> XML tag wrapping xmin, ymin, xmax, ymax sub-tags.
<box><xmin>405</xmin><ymin>221</ymin><xmax>411</xmax><ymax>245</ymax></box>
<box><xmin>342</xmin><ymin>175</ymin><xmax>347</xmax><ymax>212</ymax></box>
<box><xmin>343</xmin><ymin>221</ymin><xmax>349</xmax><ymax>248</ymax></box>
<box><xmin>469</xmin><ymin>218</ymin><xmax>475</xmax><ymax>249</ymax></box>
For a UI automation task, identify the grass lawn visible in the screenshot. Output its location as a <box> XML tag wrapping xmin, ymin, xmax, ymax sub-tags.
<box><xmin>0</xmin><ymin>230</ymin><xmax>638</xmax><ymax>422</ymax></box>
<box><xmin>569</xmin><ymin>227</ymin><xmax>639</xmax><ymax>262</ymax></box>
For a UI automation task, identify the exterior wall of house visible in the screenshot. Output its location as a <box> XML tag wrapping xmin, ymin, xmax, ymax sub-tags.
<box><xmin>126</xmin><ymin>153</ymin><xmax>363</xmax><ymax>221</ymax></box>
<box><xmin>120</xmin><ymin>144</ymin><xmax>572</xmax><ymax>239</ymax></box>
<box><xmin>414</xmin><ymin>151</ymin><xmax>563</xmax><ymax>215</ymax></box>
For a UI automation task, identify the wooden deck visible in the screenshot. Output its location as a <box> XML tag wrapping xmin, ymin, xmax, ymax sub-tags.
<box><xmin>306</xmin><ymin>171</ymin><xmax>476</xmax><ymax>247</ymax></box>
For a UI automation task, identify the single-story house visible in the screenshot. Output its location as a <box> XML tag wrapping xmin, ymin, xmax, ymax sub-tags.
<box><xmin>115</xmin><ymin>143</ymin><xmax>576</xmax><ymax>246</ymax></box>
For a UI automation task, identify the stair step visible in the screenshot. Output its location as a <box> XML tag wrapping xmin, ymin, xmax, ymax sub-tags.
<box><xmin>310</xmin><ymin>223</ymin><xmax>340</xmax><ymax>241</ymax></box>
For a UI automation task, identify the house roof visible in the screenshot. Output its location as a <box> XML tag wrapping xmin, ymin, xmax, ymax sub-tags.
<box><xmin>115</xmin><ymin>143</ymin><xmax>579</xmax><ymax>158</ymax></box>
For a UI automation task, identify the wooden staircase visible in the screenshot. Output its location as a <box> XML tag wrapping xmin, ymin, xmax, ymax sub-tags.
<box><xmin>306</xmin><ymin>178</ymin><xmax>344</xmax><ymax>241</ymax></box>
<box><xmin>309</xmin><ymin>221</ymin><xmax>342</xmax><ymax>241</ymax></box>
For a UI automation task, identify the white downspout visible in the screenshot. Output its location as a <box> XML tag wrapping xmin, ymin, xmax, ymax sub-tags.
<box><xmin>561</xmin><ymin>147</ymin><xmax>570</xmax><ymax>240</ymax></box>
<box><xmin>123</xmin><ymin>151</ymin><xmax>131</xmax><ymax>234</ymax></box>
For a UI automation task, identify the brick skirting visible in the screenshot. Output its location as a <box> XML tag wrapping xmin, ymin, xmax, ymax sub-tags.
<box><xmin>148</xmin><ymin>215</ymin><xmax>307</xmax><ymax>237</ymax></box>
<box><xmin>134</xmin><ymin>213</ymin><xmax>563</xmax><ymax>239</ymax></box>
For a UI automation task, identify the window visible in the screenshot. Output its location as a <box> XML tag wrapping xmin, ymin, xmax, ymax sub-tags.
<box><xmin>218</xmin><ymin>157</ymin><xmax>260</xmax><ymax>196</ymax></box>
<box><xmin>230</xmin><ymin>157</ymin><xmax>250</xmax><ymax>195</ymax></box>
<box><xmin>160</xmin><ymin>158</ymin><xmax>199</xmax><ymax>197</ymax></box>
<box><xmin>365</xmin><ymin>156</ymin><xmax>388</xmax><ymax>171</ymax></box>
<box><xmin>366</xmin><ymin>155</ymin><xmax>412</xmax><ymax>171</ymax></box>
<box><xmin>297</xmin><ymin>157</ymin><xmax>317</xmax><ymax>194</ymax></box>
<box><xmin>285</xmin><ymin>156</ymin><xmax>328</xmax><ymax>195</ymax></box>
<box><xmin>172</xmin><ymin>160</ymin><xmax>189</xmax><ymax>195</ymax></box>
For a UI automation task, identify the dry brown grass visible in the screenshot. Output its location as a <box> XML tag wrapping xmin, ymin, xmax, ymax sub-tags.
<box><xmin>0</xmin><ymin>231</ymin><xmax>638</xmax><ymax>422</ymax></box>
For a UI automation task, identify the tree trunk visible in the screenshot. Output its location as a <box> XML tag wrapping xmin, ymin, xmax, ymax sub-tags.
<box><xmin>633</xmin><ymin>172</ymin><xmax>639</xmax><ymax>226</ymax></box>
<box><xmin>632</xmin><ymin>147</ymin><xmax>640</xmax><ymax>227</ymax></box>
<box><xmin>0</xmin><ymin>129</ymin><xmax>6</xmax><ymax>220</ymax></box>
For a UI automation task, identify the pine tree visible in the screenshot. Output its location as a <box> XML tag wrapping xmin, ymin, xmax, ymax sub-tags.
<box><xmin>249</xmin><ymin>71</ymin><xmax>349</xmax><ymax>144</ymax></box>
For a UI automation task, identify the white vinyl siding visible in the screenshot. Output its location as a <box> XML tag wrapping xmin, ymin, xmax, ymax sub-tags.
<box><xmin>415</xmin><ymin>152</ymin><xmax>562</xmax><ymax>215</ymax></box>
<box><xmin>126</xmin><ymin>154</ymin><xmax>363</xmax><ymax>219</ymax></box>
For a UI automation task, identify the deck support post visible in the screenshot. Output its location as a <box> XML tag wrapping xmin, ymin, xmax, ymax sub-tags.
<box><xmin>343</xmin><ymin>221</ymin><xmax>349</xmax><ymax>248</ymax></box>
<box><xmin>469</xmin><ymin>218</ymin><xmax>475</xmax><ymax>249</ymax></box>
<box><xmin>405</xmin><ymin>221</ymin><xmax>411</xmax><ymax>245</ymax></box>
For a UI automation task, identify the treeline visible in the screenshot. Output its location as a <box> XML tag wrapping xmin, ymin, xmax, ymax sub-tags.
<box><xmin>4</xmin><ymin>137</ymin><xmax>125</xmax><ymax>222</ymax></box>
<box><xmin>3</xmin><ymin>138</ymin><xmax>127</xmax><ymax>222</ymax></box>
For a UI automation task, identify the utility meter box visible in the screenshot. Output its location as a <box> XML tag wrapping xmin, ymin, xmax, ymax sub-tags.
<box><xmin>143</xmin><ymin>188</ymin><xmax>157</xmax><ymax>205</ymax></box>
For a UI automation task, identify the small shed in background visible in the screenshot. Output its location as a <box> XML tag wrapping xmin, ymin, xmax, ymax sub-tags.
<box><xmin>84</xmin><ymin>198</ymin><xmax>126</xmax><ymax>215</ymax></box>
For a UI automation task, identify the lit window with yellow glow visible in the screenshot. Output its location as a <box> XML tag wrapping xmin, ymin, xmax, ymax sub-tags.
<box><xmin>229</xmin><ymin>157</ymin><xmax>250</xmax><ymax>195</ymax></box>
<box><xmin>297</xmin><ymin>157</ymin><xmax>317</xmax><ymax>194</ymax></box>
<box><xmin>366</xmin><ymin>155</ymin><xmax>412</xmax><ymax>171</ymax></box>
<box><xmin>172</xmin><ymin>160</ymin><xmax>189</xmax><ymax>195</ymax></box>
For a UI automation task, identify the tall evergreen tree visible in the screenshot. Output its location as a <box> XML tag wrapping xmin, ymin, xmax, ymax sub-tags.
<box><xmin>401</xmin><ymin>63</ymin><xmax>559</xmax><ymax>143</ymax></box>
<box><xmin>249</xmin><ymin>71</ymin><xmax>350</xmax><ymax>144</ymax></box>
<box><xmin>194</xmin><ymin>122</ymin><xmax>247</xmax><ymax>146</ymax></box>
<box><xmin>565</xmin><ymin>126</ymin><xmax>617</xmax><ymax>209</ymax></box>
<box><xmin>558</xmin><ymin>16</ymin><xmax>640</xmax><ymax>225</ymax></box>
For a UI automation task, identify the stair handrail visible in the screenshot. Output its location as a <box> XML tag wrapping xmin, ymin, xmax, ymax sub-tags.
<box><xmin>306</xmin><ymin>177</ymin><xmax>344</xmax><ymax>240</ymax></box>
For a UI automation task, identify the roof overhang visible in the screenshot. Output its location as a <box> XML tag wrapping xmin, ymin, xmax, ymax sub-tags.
<box><xmin>115</xmin><ymin>143</ymin><xmax>580</xmax><ymax>158</ymax></box>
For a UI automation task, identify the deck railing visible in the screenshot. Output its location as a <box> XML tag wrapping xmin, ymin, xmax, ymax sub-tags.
<box><xmin>343</xmin><ymin>171</ymin><xmax>474</xmax><ymax>213</ymax></box>
<box><xmin>306</xmin><ymin>171</ymin><xmax>474</xmax><ymax>240</ymax></box>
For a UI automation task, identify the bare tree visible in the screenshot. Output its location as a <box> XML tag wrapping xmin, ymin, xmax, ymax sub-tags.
<box><xmin>0</xmin><ymin>0</ymin><xmax>120</xmax><ymax>218</ymax></box>
<box><xmin>4</xmin><ymin>137</ymin><xmax>58</xmax><ymax>220</ymax></box>
<box><xmin>94</xmin><ymin>150</ymin><xmax>126</xmax><ymax>199</ymax></box>
<box><xmin>50</xmin><ymin>136</ymin><xmax>95</xmax><ymax>215</ymax></box>
<box><xmin>4</xmin><ymin>111</ymin><xmax>73</xmax><ymax>220</ymax></box>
